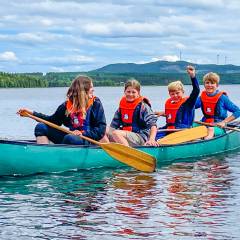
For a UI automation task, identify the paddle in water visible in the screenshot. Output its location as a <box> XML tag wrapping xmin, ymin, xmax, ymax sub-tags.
<box><xmin>21</xmin><ymin>111</ymin><xmax>156</xmax><ymax>173</ymax></box>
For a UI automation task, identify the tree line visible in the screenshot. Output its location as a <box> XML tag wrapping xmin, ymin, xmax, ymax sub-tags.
<box><xmin>0</xmin><ymin>72</ymin><xmax>48</xmax><ymax>88</ymax></box>
<box><xmin>0</xmin><ymin>71</ymin><xmax>240</xmax><ymax>88</ymax></box>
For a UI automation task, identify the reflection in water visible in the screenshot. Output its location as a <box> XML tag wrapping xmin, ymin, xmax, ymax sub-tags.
<box><xmin>113</xmin><ymin>173</ymin><xmax>157</xmax><ymax>217</ymax></box>
<box><xmin>0</xmin><ymin>153</ymin><xmax>240</xmax><ymax>239</ymax></box>
<box><xmin>65</xmin><ymin>171</ymin><xmax>160</xmax><ymax>238</ymax></box>
<box><xmin>112</xmin><ymin>173</ymin><xmax>159</xmax><ymax>238</ymax></box>
<box><xmin>165</xmin><ymin>158</ymin><xmax>234</xmax><ymax>238</ymax></box>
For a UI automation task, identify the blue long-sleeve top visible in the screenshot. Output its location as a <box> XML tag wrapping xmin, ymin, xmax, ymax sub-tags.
<box><xmin>33</xmin><ymin>97</ymin><xmax>106</xmax><ymax>140</ymax></box>
<box><xmin>165</xmin><ymin>77</ymin><xmax>200</xmax><ymax>128</ymax></box>
<box><xmin>195</xmin><ymin>90</ymin><xmax>240</xmax><ymax>122</ymax></box>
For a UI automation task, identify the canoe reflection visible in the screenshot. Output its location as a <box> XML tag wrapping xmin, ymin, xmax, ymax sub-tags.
<box><xmin>165</xmin><ymin>158</ymin><xmax>233</xmax><ymax>237</ymax></box>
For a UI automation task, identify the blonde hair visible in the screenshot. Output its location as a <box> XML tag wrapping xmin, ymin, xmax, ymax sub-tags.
<box><xmin>67</xmin><ymin>75</ymin><xmax>93</xmax><ymax>117</ymax></box>
<box><xmin>168</xmin><ymin>81</ymin><xmax>184</xmax><ymax>92</ymax></box>
<box><xmin>124</xmin><ymin>78</ymin><xmax>141</xmax><ymax>92</ymax></box>
<box><xmin>203</xmin><ymin>72</ymin><xmax>220</xmax><ymax>85</ymax></box>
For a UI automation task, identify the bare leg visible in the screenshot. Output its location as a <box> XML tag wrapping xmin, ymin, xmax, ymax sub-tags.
<box><xmin>100</xmin><ymin>126</ymin><xmax>116</xmax><ymax>143</ymax></box>
<box><xmin>112</xmin><ymin>130</ymin><xmax>129</xmax><ymax>146</ymax></box>
<box><xmin>36</xmin><ymin>136</ymin><xmax>50</xmax><ymax>144</ymax></box>
<box><xmin>99</xmin><ymin>134</ymin><xmax>110</xmax><ymax>143</ymax></box>
<box><xmin>204</xmin><ymin>127</ymin><xmax>214</xmax><ymax>140</ymax></box>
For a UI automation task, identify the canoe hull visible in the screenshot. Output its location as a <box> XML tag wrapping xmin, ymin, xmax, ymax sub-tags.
<box><xmin>0</xmin><ymin>130</ymin><xmax>240</xmax><ymax>176</ymax></box>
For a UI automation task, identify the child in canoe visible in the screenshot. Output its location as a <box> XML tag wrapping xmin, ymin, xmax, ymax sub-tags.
<box><xmin>18</xmin><ymin>75</ymin><xmax>107</xmax><ymax>145</ymax></box>
<box><xmin>195</xmin><ymin>72</ymin><xmax>240</xmax><ymax>139</ymax></box>
<box><xmin>155</xmin><ymin>66</ymin><xmax>200</xmax><ymax>139</ymax></box>
<box><xmin>101</xmin><ymin>79</ymin><xmax>158</xmax><ymax>147</ymax></box>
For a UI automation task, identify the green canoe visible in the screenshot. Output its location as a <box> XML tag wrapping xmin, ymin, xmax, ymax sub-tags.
<box><xmin>0</xmin><ymin>128</ymin><xmax>240</xmax><ymax>176</ymax></box>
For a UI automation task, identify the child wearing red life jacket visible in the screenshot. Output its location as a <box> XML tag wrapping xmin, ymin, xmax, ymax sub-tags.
<box><xmin>101</xmin><ymin>79</ymin><xmax>158</xmax><ymax>147</ymax></box>
<box><xmin>195</xmin><ymin>72</ymin><xmax>240</xmax><ymax>139</ymax></box>
<box><xmin>18</xmin><ymin>75</ymin><xmax>106</xmax><ymax>145</ymax></box>
<box><xmin>155</xmin><ymin>66</ymin><xmax>200</xmax><ymax>139</ymax></box>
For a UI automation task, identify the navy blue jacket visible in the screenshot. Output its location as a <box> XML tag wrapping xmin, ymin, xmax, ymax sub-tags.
<box><xmin>165</xmin><ymin>77</ymin><xmax>200</xmax><ymax>129</ymax></box>
<box><xmin>33</xmin><ymin>97</ymin><xmax>106</xmax><ymax>141</ymax></box>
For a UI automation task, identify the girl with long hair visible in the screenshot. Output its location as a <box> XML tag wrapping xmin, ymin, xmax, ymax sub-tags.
<box><xmin>18</xmin><ymin>75</ymin><xmax>106</xmax><ymax>145</ymax></box>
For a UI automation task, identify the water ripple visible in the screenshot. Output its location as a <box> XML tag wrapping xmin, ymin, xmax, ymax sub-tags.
<box><xmin>0</xmin><ymin>152</ymin><xmax>240</xmax><ymax>239</ymax></box>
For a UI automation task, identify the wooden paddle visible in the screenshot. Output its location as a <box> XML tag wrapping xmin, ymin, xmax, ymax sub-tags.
<box><xmin>21</xmin><ymin>112</ymin><xmax>156</xmax><ymax>172</ymax></box>
<box><xmin>157</xmin><ymin>126</ymin><xmax>208</xmax><ymax>145</ymax></box>
<box><xmin>157</xmin><ymin>128</ymin><xmax>185</xmax><ymax>132</ymax></box>
<box><xmin>194</xmin><ymin>120</ymin><xmax>240</xmax><ymax>132</ymax></box>
<box><xmin>227</xmin><ymin>121</ymin><xmax>240</xmax><ymax>128</ymax></box>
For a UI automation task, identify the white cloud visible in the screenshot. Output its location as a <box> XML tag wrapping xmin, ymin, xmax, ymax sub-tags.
<box><xmin>0</xmin><ymin>51</ymin><xmax>18</xmax><ymax>62</ymax></box>
<box><xmin>152</xmin><ymin>55</ymin><xmax>180</xmax><ymax>62</ymax></box>
<box><xmin>49</xmin><ymin>66</ymin><xmax>65</xmax><ymax>72</ymax></box>
<box><xmin>28</xmin><ymin>55</ymin><xmax>95</xmax><ymax>66</ymax></box>
<box><xmin>0</xmin><ymin>32</ymin><xmax>63</xmax><ymax>45</ymax></box>
<box><xmin>175</xmin><ymin>43</ymin><xmax>186</xmax><ymax>49</ymax></box>
<box><xmin>0</xmin><ymin>0</ymin><xmax>239</xmax><ymax>72</ymax></box>
<box><xmin>17</xmin><ymin>32</ymin><xmax>61</xmax><ymax>43</ymax></box>
<box><xmin>82</xmin><ymin>21</ymin><xmax>185</xmax><ymax>37</ymax></box>
<box><xmin>40</xmin><ymin>19</ymin><xmax>53</xmax><ymax>27</ymax></box>
<box><xmin>17</xmin><ymin>33</ymin><xmax>48</xmax><ymax>42</ymax></box>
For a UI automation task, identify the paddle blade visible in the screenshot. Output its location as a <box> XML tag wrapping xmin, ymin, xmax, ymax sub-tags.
<box><xmin>157</xmin><ymin>126</ymin><xmax>208</xmax><ymax>145</ymax></box>
<box><xmin>100</xmin><ymin>142</ymin><xmax>156</xmax><ymax>173</ymax></box>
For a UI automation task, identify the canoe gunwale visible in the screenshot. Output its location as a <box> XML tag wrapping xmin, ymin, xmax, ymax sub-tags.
<box><xmin>0</xmin><ymin>129</ymin><xmax>237</xmax><ymax>150</ymax></box>
<box><xmin>0</xmin><ymin>139</ymin><xmax>100</xmax><ymax>149</ymax></box>
<box><xmin>0</xmin><ymin>129</ymin><xmax>239</xmax><ymax>176</ymax></box>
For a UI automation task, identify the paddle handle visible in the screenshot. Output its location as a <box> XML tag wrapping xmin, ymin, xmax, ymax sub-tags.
<box><xmin>194</xmin><ymin>120</ymin><xmax>240</xmax><ymax>132</ymax></box>
<box><xmin>25</xmin><ymin>112</ymin><xmax>100</xmax><ymax>145</ymax></box>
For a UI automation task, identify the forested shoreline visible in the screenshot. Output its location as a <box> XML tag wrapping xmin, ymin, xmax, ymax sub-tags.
<box><xmin>0</xmin><ymin>71</ymin><xmax>240</xmax><ymax>88</ymax></box>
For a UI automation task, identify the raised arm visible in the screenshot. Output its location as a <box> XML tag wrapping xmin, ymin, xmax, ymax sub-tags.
<box><xmin>185</xmin><ymin>65</ymin><xmax>200</xmax><ymax>108</ymax></box>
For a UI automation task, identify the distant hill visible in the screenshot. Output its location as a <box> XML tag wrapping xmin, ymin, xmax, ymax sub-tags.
<box><xmin>2</xmin><ymin>60</ymin><xmax>240</xmax><ymax>88</ymax></box>
<box><xmin>92</xmin><ymin>60</ymin><xmax>240</xmax><ymax>74</ymax></box>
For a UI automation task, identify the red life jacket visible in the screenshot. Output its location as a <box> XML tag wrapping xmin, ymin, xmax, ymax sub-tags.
<box><xmin>200</xmin><ymin>91</ymin><xmax>226</xmax><ymax>123</ymax></box>
<box><xmin>66</xmin><ymin>96</ymin><xmax>96</xmax><ymax>130</ymax></box>
<box><xmin>119</xmin><ymin>96</ymin><xmax>150</xmax><ymax>131</ymax></box>
<box><xmin>165</xmin><ymin>97</ymin><xmax>188</xmax><ymax>129</ymax></box>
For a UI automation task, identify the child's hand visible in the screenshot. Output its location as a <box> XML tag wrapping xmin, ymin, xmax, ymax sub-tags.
<box><xmin>186</xmin><ymin>65</ymin><xmax>195</xmax><ymax>78</ymax></box>
<box><xmin>72</xmin><ymin>130</ymin><xmax>83</xmax><ymax>136</ymax></box>
<box><xmin>144</xmin><ymin>139</ymin><xmax>159</xmax><ymax>146</ymax></box>
<box><xmin>154</xmin><ymin>111</ymin><xmax>165</xmax><ymax>117</ymax></box>
<box><xmin>17</xmin><ymin>108</ymin><xmax>33</xmax><ymax>117</ymax></box>
<box><xmin>216</xmin><ymin>121</ymin><xmax>226</xmax><ymax>128</ymax></box>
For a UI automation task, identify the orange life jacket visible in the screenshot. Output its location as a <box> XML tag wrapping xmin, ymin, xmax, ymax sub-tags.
<box><xmin>200</xmin><ymin>91</ymin><xmax>226</xmax><ymax>123</ymax></box>
<box><xmin>66</xmin><ymin>96</ymin><xmax>96</xmax><ymax>130</ymax></box>
<box><xmin>165</xmin><ymin>97</ymin><xmax>188</xmax><ymax>129</ymax></box>
<box><xmin>119</xmin><ymin>96</ymin><xmax>150</xmax><ymax>131</ymax></box>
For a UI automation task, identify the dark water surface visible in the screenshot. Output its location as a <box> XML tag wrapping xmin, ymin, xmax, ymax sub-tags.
<box><xmin>0</xmin><ymin>86</ymin><xmax>240</xmax><ymax>239</ymax></box>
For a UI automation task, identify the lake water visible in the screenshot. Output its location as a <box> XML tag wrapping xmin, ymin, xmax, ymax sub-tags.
<box><xmin>0</xmin><ymin>85</ymin><xmax>240</xmax><ymax>239</ymax></box>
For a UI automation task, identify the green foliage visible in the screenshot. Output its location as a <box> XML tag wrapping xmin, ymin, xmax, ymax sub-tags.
<box><xmin>0</xmin><ymin>72</ymin><xmax>48</xmax><ymax>88</ymax></box>
<box><xmin>0</xmin><ymin>71</ymin><xmax>240</xmax><ymax>88</ymax></box>
<box><xmin>94</xmin><ymin>60</ymin><xmax>240</xmax><ymax>74</ymax></box>
<box><xmin>88</xmin><ymin>72</ymin><xmax>240</xmax><ymax>86</ymax></box>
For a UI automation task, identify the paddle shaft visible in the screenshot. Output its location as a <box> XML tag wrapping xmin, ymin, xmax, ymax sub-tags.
<box><xmin>25</xmin><ymin>113</ymin><xmax>100</xmax><ymax>145</ymax></box>
<box><xmin>194</xmin><ymin>120</ymin><xmax>240</xmax><ymax>132</ymax></box>
<box><xmin>157</xmin><ymin>128</ymin><xmax>185</xmax><ymax>132</ymax></box>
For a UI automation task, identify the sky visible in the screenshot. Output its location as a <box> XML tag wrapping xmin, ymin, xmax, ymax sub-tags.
<box><xmin>0</xmin><ymin>0</ymin><xmax>240</xmax><ymax>73</ymax></box>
